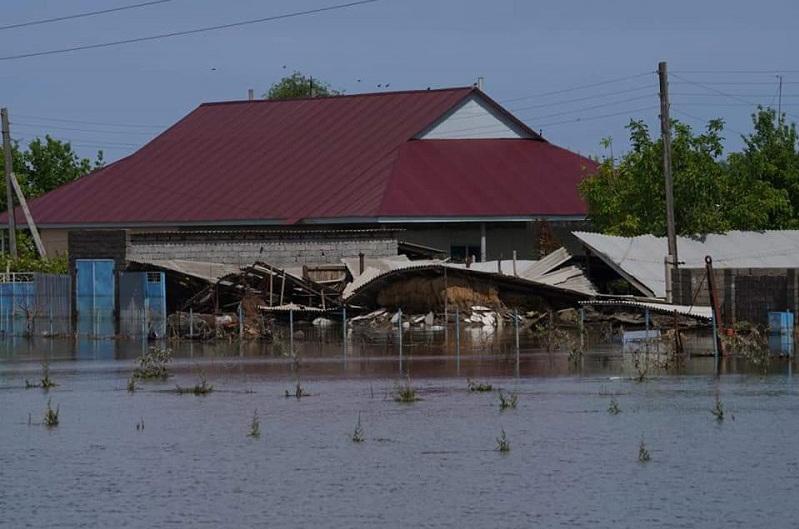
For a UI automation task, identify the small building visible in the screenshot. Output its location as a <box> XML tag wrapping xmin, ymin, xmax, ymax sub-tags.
<box><xmin>5</xmin><ymin>86</ymin><xmax>594</xmax><ymax>263</ymax></box>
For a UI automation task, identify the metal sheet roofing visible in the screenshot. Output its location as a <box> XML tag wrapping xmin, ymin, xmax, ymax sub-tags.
<box><xmin>7</xmin><ymin>87</ymin><xmax>592</xmax><ymax>227</ymax></box>
<box><xmin>581</xmin><ymin>299</ymin><xmax>712</xmax><ymax>320</ymax></box>
<box><xmin>574</xmin><ymin>230</ymin><xmax>799</xmax><ymax>298</ymax></box>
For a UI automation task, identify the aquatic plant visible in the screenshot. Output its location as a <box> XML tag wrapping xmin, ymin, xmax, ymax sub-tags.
<box><xmin>284</xmin><ymin>379</ymin><xmax>309</xmax><ymax>399</ymax></box>
<box><xmin>133</xmin><ymin>346</ymin><xmax>172</xmax><ymax>379</ymax></box>
<box><xmin>248</xmin><ymin>410</ymin><xmax>261</xmax><ymax>439</ymax></box>
<box><xmin>638</xmin><ymin>439</ymin><xmax>651</xmax><ymax>463</ymax></box>
<box><xmin>496</xmin><ymin>429</ymin><xmax>510</xmax><ymax>453</ymax></box>
<box><xmin>394</xmin><ymin>378</ymin><xmax>420</xmax><ymax>403</ymax></box>
<box><xmin>608</xmin><ymin>396</ymin><xmax>621</xmax><ymax>415</ymax></box>
<box><xmin>176</xmin><ymin>373</ymin><xmax>214</xmax><ymax>396</ymax></box>
<box><xmin>136</xmin><ymin>417</ymin><xmax>144</xmax><ymax>431</ymax></box>
<box><xmin>498</xmin><ymin>390</ymin><xmax>518</xmax><ymax>411</ymax></box>
<box><xmin>127</xmin><ymin>376</ymin><xmax>136</xmax><ymax>393</ymax></box>
<box><xmin>25</xmin><ymin>360</ymin><xmax>58</xmax><ymax>390</ymax></box>
<box><xmin>711</xmin><ymin>397</ymin><xmax>724</xmax><ymax>422</ymax></box>
<box><xmin>467</xmin><ymin>379</ymin><xmax>493</xmax><ymax>392</ymax></box>
<box><xmin>43</xmin><ymin>398</ymin><xmax>59</xmax><ymax>427</ymax></box>
<box><xmin>352</xmin><ymin>413</ymin><xmax>365</xmax><ymax>443</ymax></box>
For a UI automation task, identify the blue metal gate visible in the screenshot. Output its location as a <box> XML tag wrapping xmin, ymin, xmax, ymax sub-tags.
<box><xmin>76</xmin><ymin>259</ymin><xmax>116</xmax><ymax>337</ymax></box>
<box><xmin>119</xmin><ymin>271</ymin><xmax>166</xmax><ymax>338</ymax></box>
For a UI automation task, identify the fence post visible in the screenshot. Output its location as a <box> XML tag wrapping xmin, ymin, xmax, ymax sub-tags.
<box><xmin>455</xmin><ymin>308</ymin><xmax>460</xmax><ymax>372</ymax></box>
<box><xmin>188</xmin><ymin>308</ymin><xmax>194</xmax><ymax>339</ymax></box>
<box><xmin>579</xmin><ymin>307</ymin><xmax>586</xmax><ymax>353</ymax></box>
<box><xmin>238</xmin><ymin>302</ymin><xmax>244</xmax><ymax>339</ymax></box>
<box><xmin>289</xmin><ymin>308</ymin><xmax>295</xmax><ymax>358</ymax></box>
<box><xmin>645</xmin><ymin>308</ymin><xmax>650</xmax><ymax>353</ymax></box>
<box><xmin>342</xmin><ymin>306</ymin><xmax>347</xmax><ymax>362</ymax></box>
<box><xmin>514</xmin><ymin>308</ymin><xmax>520</xmax><ymax>376</ymax></box>
<box><xmin>398</xmin><ymin>307</ymin><xmax>403</xmax><ymax>374</ymax></box>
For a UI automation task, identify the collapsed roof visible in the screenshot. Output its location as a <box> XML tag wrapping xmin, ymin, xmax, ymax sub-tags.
<box><xmin>574</xmin><ymin>230</ymin><xmax>799</xmax><ymax>298</ymax></box>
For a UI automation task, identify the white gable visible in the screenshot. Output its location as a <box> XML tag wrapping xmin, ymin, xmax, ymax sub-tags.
<box><xmin>417</xmin><ymin>94</ymin><xmax>531</xmax><ymax>139</ymax></box>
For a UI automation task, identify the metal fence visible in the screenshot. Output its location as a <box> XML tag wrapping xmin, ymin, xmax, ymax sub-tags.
<box><xmin>119</xmin><ymin>271</ymin><xmax>167</xmax><ymax>338</ymax></box>
<box><xmin>0</xmin><ymin>273</ymin><xmax>71</xmax><ymax>337</ymax></box>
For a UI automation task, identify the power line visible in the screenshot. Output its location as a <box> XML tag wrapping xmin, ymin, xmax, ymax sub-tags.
<box><xmin>506</xmin><ymin>84</ymin><xmax>655</xmax><ymax>113</ymax></box>
<box><xmin>526</xmin><ymin>93</ymin><xmax>656</xmax><ymax>121</ymax></box>
<box><xmin>537</xmin><ymin>105</ymin><xmax>658</xmax><ymax>129</ymax></box>
<box><xmin>671</xmin><ymin>109</ymin><xmax>747</xmax><ymax>137</ymax></box>
<box><xmin>14</xmin><ymin>122</ymin><xmax>157</xmax><ymax>136</ymax></box>
<box><xmin>671</xmin><ymin>69</ymin><xmax>799</xmax><ymax>74</ymax></box>
<box><xmin>0</xmin><ymin>0</ymin><xmax>382</xmax><ymax>61</ymax></box>
<box><xmin>15</xmin><ymin>114</ymin><xmax>166</xmax><ymax>129</ymax></box>
<box><xmin>0</xmin><ymin>1</ymin><xmax>174</xmax><ymax>31</ymax></box>
<box><xmin>500</xmin><ymin>71</ymin><xmax>655</xmax><ymax>103</ymax></box>
<box><xmin>14</xmin><ymin>135</ymin><xmax>140</xmax><ymax>149</ymax></box>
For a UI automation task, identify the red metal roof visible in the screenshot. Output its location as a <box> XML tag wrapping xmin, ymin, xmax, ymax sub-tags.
<box><xmin>6</xmin><ymin>87</ymin><xmax>592</xmax><ymax>227</ymax></box>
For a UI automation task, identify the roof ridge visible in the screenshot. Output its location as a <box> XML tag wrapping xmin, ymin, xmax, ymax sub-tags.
<box><xmin>200</xmin><ymin>86</ymin><xmax>475</xmax><ymax>107</ymax></box>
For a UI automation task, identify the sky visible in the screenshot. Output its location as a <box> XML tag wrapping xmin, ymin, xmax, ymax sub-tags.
<box><xmin>1</xmin><ymin>0</ymin><xmax>798</xmax><ymax>163</ymax></box>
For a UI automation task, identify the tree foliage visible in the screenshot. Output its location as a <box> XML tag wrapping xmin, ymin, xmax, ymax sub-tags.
<box><xmin>579</xmin><ymin>108</ymin><xmax>798</xmax><ymax>236</ymax></box>
<box><xmin>264</xmin><ymin>71</ymin><xmax>340</xmax><ymax>100</ymax></box>
<box><xmin>0</xmin><ymin>135</ymin><xmax>103</xmax><ymax>212</ymax></box>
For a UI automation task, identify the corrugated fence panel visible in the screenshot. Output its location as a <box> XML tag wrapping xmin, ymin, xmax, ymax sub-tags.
<box><xmin>119</xmin><ymin>271</ymin><xmax>166</xmax><ymax>338</ymax></box>
<box><xmin>76</xmin><ymin>259</ymin><xmax>116</xmax><ymax>337</ymax></box>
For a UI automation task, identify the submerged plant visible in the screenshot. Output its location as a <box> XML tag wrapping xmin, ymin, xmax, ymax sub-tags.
<box><xmin>608</xmin><ymin>396</ymin><xmax>621</xmax><ymax>415</ymax></box>
<box><xmin>176</xmin><ymin>373</ymin><xmax>214</xmax><ymax>396</ymax></box>
<box><xmin>638</xmin><ymin>439</ymin><xmax>651</xmax><ymax>463</ymax></box>
<box><xmin>248</xmin><ymin>410</ymin><xmax>261</xmax><ymax>439</ymax></box>
<box><xmin>467</xmin><ymin>379</ymin><xmax>493</xmax><ymax>392</ymax></box>
<box><xmin>496</xmin><ymin>429</ymin><xmax>510</xmax><ymax>453</ymax></box>
<box><xmin>394</xmin><ymin>378</ymin><xmax>420</xmax><ymax>403</ymax></box>
<box><xmin>352</xmin><ymin>412</ymin><xmax>365</xmax><ymax>443</ymax></box>
<box><xmin>43</xmin><ymin>398</ymin><xmax>59</xmax><ymax>427</ymax></box>
<box><xmin>25</xmin><ymin>360</ymin><xmax>58</xmax><ymax>390</ymax></box>
<box><xmin>133</xmin><ymin>346</ymin><xmax>172</xmax><ymax>380</ymax></box>
<box><xmin>711</xmin><ymin>396</ymin><xmax>724</xmax><ymax>422</ymax></box>
<box><xmin>284</xmin><ymin>380</ymin><xmax>309</xmax><ymax>399</ymax></box>
<box><xmin>498</xmin><ymin>390</ymin><xmax>518</xmax><ymax>411</ymax></box>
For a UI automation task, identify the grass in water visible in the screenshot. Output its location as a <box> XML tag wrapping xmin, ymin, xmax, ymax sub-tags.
<box><xmin>176</xmin><ymin>373</ymin><xmax>214</xmax><ymax>395</ymax></box>
<box><xmin>26</xmin><ymin>360</ymin><xmax>58</xmax><ymax>390</ymax></box>
<box><xmin>638</xmin><ymin>439</ymin><xmax>651</xmax><ymax>463</ymax></box>
<box><xmin>496</xmin><ymin>429</ymin><xmax>510</xmax><ymax>453</ymax></box>
<box><xmin>498</xmin><ymin>390</ymin><xmax>518</xmax><ymax>411</ymax></box>
<box><xmin>284</xmin><ymin>380</ymin><xmax>309</xmax><ymax>399</ymax></box>
<box><xmin>127</xmin><ymin>377</ymin><xmax>137</xmax><ymax>393</ymax></box>
<box><xmin>352</xmin><ymin>412</ymin><xmax>365</xmax><ymax>443</ymax></box>
<box><xmin>467</xmin><ymin>379</ymin><xmax>493</xmax><ymax>392</ymax></box>
<box><xmin>136</xmin><ymin>417</ymin><xmax>144</xmax><ymax>431</ymax></box>
<box><xmin>394</xmin><ymin>378</ymin><xmax>420</xmax><ymax>403</ymax></box>
<box><xmin>248</xmin><ymin>410</ymin><xmax>261</xmax><ymax>439</ymax></box>
<box><xmin>43</xmin><ymin>398</ymin><xmax>59</xmax><ymax>428</ymax></box>
<box><xmin>133</xmin><ymin>346</ymin><xmax>172</xmax><ymax>380</ymax></box>
<box><xmin>608</xmin><ymin>396</ymin><xmax>621</xmax><ymax>415</ymax></box>
<box><xmin>711</xmin><ymin>396</ymin><xmax>724</xmax><ymax>422</ymax></box>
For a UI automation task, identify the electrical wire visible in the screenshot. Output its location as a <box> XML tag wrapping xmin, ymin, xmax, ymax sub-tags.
<box><xmin>14</xmin><ymin>114</ymin><xmax>167</xmax><ymax>129</ymax></box>
<box><xmin>0</xmin><ymin>0</ymin><xmax>174</xmax><ymax>31</ymax></box>
<box><xmin>500</xmin><ymin>72</ymin><xmax>655</xmax><ymax>103</ymax></box>
<box><xmin>670</xmin><ymin>109</ymin><xmax>747</xmax><ymax>137</ymax></box>
<box><xmin>14</xmin><ymin>122</ymin><xmax>157</xmax><ymax>136</ymax></box>
<box><xmin>0</xmin><ymin>0</ymin><xmax>383</xmax><ymax>61</ymax></box>
<box><xmin>537</xmin><ymin>105</ymin><xmax>658</xmax><ymax>129</ymax></box>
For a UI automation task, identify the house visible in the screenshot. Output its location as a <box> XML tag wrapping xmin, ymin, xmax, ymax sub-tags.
<box><xmin>4</xmin><ymin>86</ymin><xmax>595</xmax><ymax>265</ymax></box>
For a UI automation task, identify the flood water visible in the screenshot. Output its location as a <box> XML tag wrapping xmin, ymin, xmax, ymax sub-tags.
<box><xmin>2</xmin><ymin>327</ymin><xmax>798</xmax><ymax>528</ymax></box>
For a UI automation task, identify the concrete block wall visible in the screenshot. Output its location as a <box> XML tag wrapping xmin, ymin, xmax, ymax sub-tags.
<box><xmin>672</xmin><ymin>267</ymin><xmax>799</xmax><ymax>325</ymax></box>
<box><xmin>126</xmin><ymin>230</ymin><xmax>398</xmax><ymax>267</ymax></box>
<box><xmin>68</xmin><ymin>230</ymin><xmax>130</xmax><ymax>271</ymax></box>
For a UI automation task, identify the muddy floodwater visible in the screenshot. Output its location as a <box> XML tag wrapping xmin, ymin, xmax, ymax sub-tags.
<box><xmin>2</xmin><ymin>328</ymin><xmax>798</xmax><ymax>528</ymax></box>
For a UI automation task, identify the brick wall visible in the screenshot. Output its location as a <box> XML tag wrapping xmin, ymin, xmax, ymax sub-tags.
<box><xmin>672</xmin><ymin>267</ymin><xmax>799</xmax><ymax>325</ymax></box>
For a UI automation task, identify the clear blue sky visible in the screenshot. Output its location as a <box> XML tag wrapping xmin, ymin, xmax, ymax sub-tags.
<box><xmin>2</xmin><ymin>0</ymin><xmax>797</xmax><ymax>162</ymax></box>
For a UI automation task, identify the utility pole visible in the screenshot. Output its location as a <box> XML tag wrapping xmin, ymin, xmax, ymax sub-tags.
<box><xmin>658</xmin><ymin>62</ymin><xmax>677</xmax><ymax>302</ymax></box>
<box><xmin>1</xmin><ymin>108</ymin><xmax>17</xmax><ymax>258</ymax></box>
<box><xmin>777</xmin><ymin>74</ymin><xmax>783</xmax><ymax>123</ymax></box>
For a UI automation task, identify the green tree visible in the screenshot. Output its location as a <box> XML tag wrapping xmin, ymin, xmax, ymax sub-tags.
<box><xmin>264</xmin><ymin>71</ymin><xmax>340</xmax><ymax>100</ymax></box>
<box><xmin>726</xmin><ymin>107</ymin><xmax>798</xmax><ymax>227</ymax></box>
<box><xmin>579</xmin><ymin>111</ymin><xmax>796</xmax><ymax>236</ymax></box>
<box><xmin>0</xmin><ymin>135</ymin><xmax>102</xmax><ymax>212</ymax></box>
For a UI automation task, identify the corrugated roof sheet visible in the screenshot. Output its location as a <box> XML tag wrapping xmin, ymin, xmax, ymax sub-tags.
<box><xmin>574</xmin><ymin>230</ymin><xmax>799</xmax><ymax>298</ymax></box>
<box><xmin>581</xmin><ymin>299</ymin><xmax>712</xmax><ymax>320</ymax></box>
<box><xmin>6</xmin><ymin>87</ymin><xmax>592</xmax><ymax>227</ymax></box>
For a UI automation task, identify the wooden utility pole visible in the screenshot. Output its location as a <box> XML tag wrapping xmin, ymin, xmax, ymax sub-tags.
<box><xmin>658</xmin><ymin>62</ymin><xmax>677</xmax><ymax>302</ymax></box>
<box><xmin>1</xmin><ymin>108</ymin><xmax>17</xmax><ymax>258</ymax></box>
